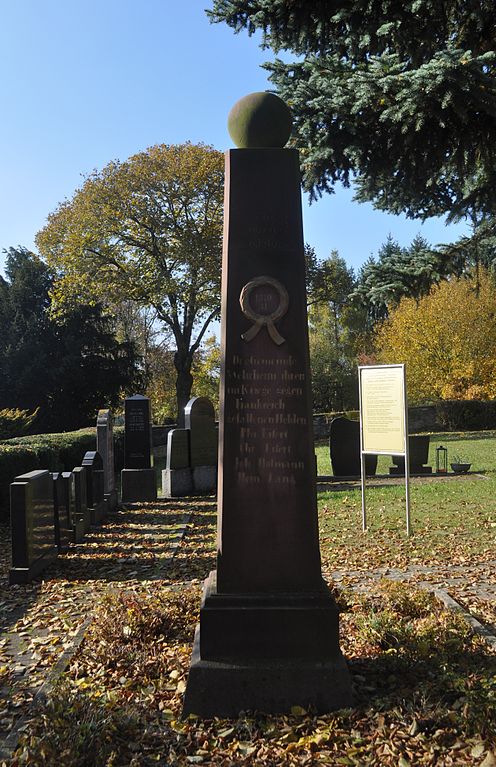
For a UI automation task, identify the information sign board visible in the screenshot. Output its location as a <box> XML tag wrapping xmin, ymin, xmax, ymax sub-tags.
<box><xmin>358</xmin><ymin>364</ymin><xmax>411</xmax><ymax>536</ymax></box>
<box><xmin>360</xmin><ymin>365</ymin><xmax>406</xmax><ymax>454</ymax></box>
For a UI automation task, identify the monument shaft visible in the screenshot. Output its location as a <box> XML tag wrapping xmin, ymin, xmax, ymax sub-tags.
<box><xmin>217</xmin><ymin>149</ymin><xmax>321</xmax><ymax>592</ymax></box>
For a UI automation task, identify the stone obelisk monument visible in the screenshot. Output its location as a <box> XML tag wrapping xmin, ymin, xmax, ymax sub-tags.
<box><xmin>183</xmin><ymin>92</ymin><xmax>352</xmax><ymax>716</ymax></box>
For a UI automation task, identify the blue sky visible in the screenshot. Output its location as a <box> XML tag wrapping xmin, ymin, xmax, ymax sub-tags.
<box><xmin>0</xmin><ymin>0</ymin><xmax>467</xmax><ymax>276</ymax></box>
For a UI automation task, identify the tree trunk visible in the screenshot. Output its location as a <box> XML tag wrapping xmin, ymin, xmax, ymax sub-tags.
<box><xmin>174</xmin><ymin>350</ymin><xmax>194</xmax><ymax>427</ymax></box>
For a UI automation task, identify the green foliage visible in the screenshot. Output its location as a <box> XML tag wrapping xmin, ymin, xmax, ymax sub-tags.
<box><xmin>36</xmin><ymin>143</ymin><xmax>224</xmax><ymax>420</ymax></box>
<box><xmin>144</xmin><ymin>336</ymin><xmax>220</xmax><ymax>423</ymax></box>
<box><xmin>0</xmin><ymin>248</ymin><xmax>142</xmax><ymax>432</ymax></box>
<box><xmin>210</xmin><ymin>1</ymin><xmax>496</xmax><ymax>223</ymax></box>
<box><xmin>354</xmin><ymin>234</ymin><xmax>464</xmax><ymax>321</ymax></box>
<box><xmin>307</xmin><ymin>251</ymin><xmax>366</xmax><ymax>411</ymax></box>
<box><xmin>190</xmin><ymin>335</ymin><xmax>220</xmax><ymax>411</ymax></box>
<box><xmin>0</xmin><ymin>408</ymin><xmax>39</xmax><ymax>439</ymax></box>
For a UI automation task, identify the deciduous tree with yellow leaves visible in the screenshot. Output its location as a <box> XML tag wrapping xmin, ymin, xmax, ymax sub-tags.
<box><xmin>375</xmin><ymin>269</ymin><xmax>496</xmax><ymax>402</ymax></box>
<box><xmin>36</xmin><ymin>142</ymin><xmax>224</xmax><ymax>422</ymax></box>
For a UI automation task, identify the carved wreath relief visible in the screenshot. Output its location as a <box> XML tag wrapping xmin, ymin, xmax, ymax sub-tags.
<box><xmin>239</xmin><ymin>276</ymin><xmax>289</xmax><ymax>346</ymax></box>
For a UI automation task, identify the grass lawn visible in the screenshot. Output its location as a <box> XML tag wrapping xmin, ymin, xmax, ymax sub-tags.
<box><xmin>315</xmin><ymin>431</ymin><xmax>496</xmax><ymax>571</ymax></box>
<box><xmin>315</xmin><ymin>429</ymin><xmax>496</xmax><ymax>476</ymax></box>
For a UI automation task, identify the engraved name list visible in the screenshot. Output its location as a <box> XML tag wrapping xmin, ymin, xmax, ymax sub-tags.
<box><xmin>226</xmin><ymin>353</ymin><xmax>308</xmax><ymax>487</ymax></box>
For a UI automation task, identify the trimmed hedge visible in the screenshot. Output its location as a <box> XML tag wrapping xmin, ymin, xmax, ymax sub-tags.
<box><xmin>0</xmin><ymin>426</ymin><xmax>124</xmax><ymax>522</ymax></box>
<box><xmin>436</xmin><ymin>400</ymin><xmax>496</xmax><ymax>431</ymax></box>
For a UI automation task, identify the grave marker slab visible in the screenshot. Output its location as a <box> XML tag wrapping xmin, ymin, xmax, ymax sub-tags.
<box><xmin>183</xmin><ymin>94</ymin><xmax>352</xmax><ymax>717</ymax></box>
<box><xmin>96</xmin><ymin>409</ymin><xmax>118</xmax><ymax>511</ymax></box>
<box><xmin>185</xmin><ymin>396</ymin><xmax>217</xmax><ymax>494</ymax></box>
<box><xmin>9</xmin><ymin>470</ymin><xmax>58</xmax><ymax>584</ymax></box>
<box><xmin>52</xmin><ymin>473</ymin><xmax>71</xmax><ymax>553</ymax></box>
<box><xmin>73</xmin><ymin>466</ymin><xmax>90</xmax><ymax>536</ymax></box>
<box><xmin>61</xmin><ymin>471</ymin><xmax>83</xmax><ymax>543</ymax></box>
<box><xmin>162</xmin><ymin>428</ymin><xmax>192</xmax><ymax>497</ymax></box>
<box><xmin>121</xmin><ymin>395</ymin><xmax>157</xmax><ymax>502</ymax></box>
<box><xmin>82</xmin><ymin>450</ymin><xmax>106</xmax><ymax>524</ymax></box>
<box><xmin>329</xmin><ymin>416</ymin><xmax>378</xmax><ymax>477</ymax></box>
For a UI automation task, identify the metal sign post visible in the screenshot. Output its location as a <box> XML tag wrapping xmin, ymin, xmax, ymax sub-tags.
<box><xmin>358</xmin><ymin>364</ymin><xmax>411</xmax><ymax>537</ymax></box>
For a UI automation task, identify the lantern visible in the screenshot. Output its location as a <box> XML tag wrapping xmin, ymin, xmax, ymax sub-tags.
<box><xmin>436</xmin><ymin>445</ymin><xmax>448</xmax><ymax>474</ymax></box>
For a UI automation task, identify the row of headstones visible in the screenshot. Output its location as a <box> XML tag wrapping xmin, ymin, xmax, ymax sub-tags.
<box><xmin>8</xmin><ymin>395</ymin><xmax>219</xmax><ymax>585</ymax></box>
<box><xmin>9</xmin><ymin>450</ymin><xmax>108</xmax><ymax>585</ymax></box>
<box><xmin>122</xmin><ymin>394</ymin><xmax>218</xmax><ymax>500</ymax></box>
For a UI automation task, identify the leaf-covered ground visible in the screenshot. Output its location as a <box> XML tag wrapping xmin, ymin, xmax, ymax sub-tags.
<box><xmin>0</xmin><ymin>500</ymin><xmax>197</xmax><ymax>755</ymax></box>
<box><xmin>0</xmin><ymin>486</ymin><xmax>494</xmax><ymax>767</ymax></box>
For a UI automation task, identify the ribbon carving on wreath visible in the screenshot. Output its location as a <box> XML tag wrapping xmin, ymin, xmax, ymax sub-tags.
<box><xmin>239</xmin><ymin>276</ymin><xmax>289</xmax><ymax>346</ymax></box>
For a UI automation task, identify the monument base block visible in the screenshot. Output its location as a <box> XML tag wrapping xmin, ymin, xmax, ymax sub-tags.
<box><xmin>182</xmin><ymin>571</ymin><xmax>353</xmax><ymax>717</ymax></box>
<box><xmin>121</xmin><ymin>469</ymin><xmax>157</xmax><ymax>502</ymax></box>
<box><xmin>162</xmin><ymin>468</ymin><xmax>193</xmax><ymax>498</ymax></box>
<box><xmin>389</xmin><ymin>465</ymin><xmax>432</xmax><ymax>475</ymax></box>
<box><xmin>9</xmin><ymin>547</ymin><xmax>58</xmax><ymax>585</ymax></box>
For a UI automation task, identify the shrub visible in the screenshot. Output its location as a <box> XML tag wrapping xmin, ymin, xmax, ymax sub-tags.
<box><xmin>0</xmin><ymin>408</ymin><xmax>39</xmax><ymax>439</ymax></box>
<box><xmin>436</xmin><ymin>400</ymin><xmax>496</xmax><ymax>431</ymax></box>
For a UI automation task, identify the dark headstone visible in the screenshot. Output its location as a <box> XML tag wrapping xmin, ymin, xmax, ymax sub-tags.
<box><xmin>73</xmin><ymin>466</ymin><xmax>90</xmax><ymax>536</ymax></box>
<box><xmin>329</xmin><ymin>417</ymin><xmax>378</xmax><ymax>477</ymax></box>
<box><xmin>162</xmin><ymin>428</ymin><xmax>192</xmax><ymax>497</ymax></box>
<box><xmin>61</xmin><ymin>471</ymin><xmax>83</xmax><ymax>544</ymax></box>
<box><xmin>121</xmin><ymin>395</ymin><xmax>157</xmax><ymax>502</ymax></box>
<box><xmin>183</xmin><ymin>128</ymin><xmax>352</xmax><ymax>716</ymax></box>
<box><xmin>52</xmin><ymin>473</ymin><xmax>71</xmax><ymax>553</ymax></box>
<box><xmin>82</xmin><ymin>451</ymin><xmax>106</xmax><ymax>525</ymax></box>
<box><xmin>97</xmin><ymin>409</ymin><xmax>118</xmax><ymax>511</ymax></box>
<box><xmin>124</xmin><ymin>395</ymin><xmax>152</xmax><ymax>469</ymax></box>
<box><xmin>390</xmin><ymin>435</ymin><xmax>432</xmax><ymax>474</ymax></box>
<box><xmin>9</xmin><ymin>470</ymin><xmax>58</xmax><ymax>584</ymax></box>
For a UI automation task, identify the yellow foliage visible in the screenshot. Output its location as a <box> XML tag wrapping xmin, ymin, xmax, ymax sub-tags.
<box><xmin>36</xmin><ymin>142</ymin><xmax>224</xmax><ymax>314</ymax></box>
<box><xmin>375</xmin><ymin>270</ymin><xmax>496</xmax><ymax>402</ymax></box>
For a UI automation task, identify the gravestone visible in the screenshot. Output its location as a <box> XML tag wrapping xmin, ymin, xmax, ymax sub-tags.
<box><xmin>185</xmin><ymin>396</ymin><xmax>217</xmax><ymax>493</ymax></box>
<box><xmin>162</xmin><ymin>428</ymin><xmax>192</xmax><ymax>497</ymax></box>
<box><xmin>73</xmin><ymin>466</ymin><xmax>90</xmax><ymax>537</ymax></box>
<box><xmin>329</xmin><ymin>416</ymin><xmax>378</xmax><ymax>477</ymax></box>
<box><xmin>390</xmin><ymin>434</ymin><xmax>432</xmax><ymax>475</ymax></box>
<box><xmin>82</xmin><ymin>451</ymin><xmax>106</xmax><ymax>524</ymax></box>
<box><xmin>96</xmin><ymin>409</ymin><xmax>118</xmax><ymax>511</ymax></box>
<box><xmin>9</xmin><ymin>470</ymin><xmax>58</xmax><ymax>584</ymax></box>
<box><xmin>121</xmin><ymin>395</ymin><xmax>157</xmax><ymax>502</ymax></box>
<box><xmin>183</xmin><ymin>93</ymin><xmax>352</xmax><ymax>717</ymax></box>
<box><xmin>61</xmin><ymin>471</ymin><xmax>83</xmax><ymax>544</ymax></box>
<box><xmin>162</xmin><ymin>398</ymin><xmax>218</xmax><ymax>497</ymax></box>
<box><xmin>52</xmin><ymin>473</ymin><xmax>71</xmax><ymax>553</ymax></box>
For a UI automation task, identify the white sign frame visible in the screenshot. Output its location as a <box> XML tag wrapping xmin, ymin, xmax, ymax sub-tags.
<box><xmin>358</xmin><ymin>364</ymin><xmax>411</xmax><ymax>536</ymax></box>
